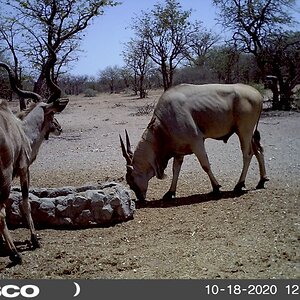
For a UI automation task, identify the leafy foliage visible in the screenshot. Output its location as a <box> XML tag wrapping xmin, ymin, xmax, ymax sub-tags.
<box><xmin>84</xmin><ymin>88</ymin><xmax>97</xmax><ymax>97</ymax></box>
<box><xmin>130</xmin><ymin>0</ymin><xmax>218</xmax><ymax>91</ymax></box>
<box><xmin>213</xmin><ymin>0</ymin><xmax>299</xmax><ymax>110</ymax></box>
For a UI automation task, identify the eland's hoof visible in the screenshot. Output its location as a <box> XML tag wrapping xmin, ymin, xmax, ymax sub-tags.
<box><xmin>31</xmin><ymin>234</ymin><xmax>41</xmax><ymax>249</ymax></box>
<box><xmin>234</xmin><ymin>182</ymin><xmax>245</xmax><ymax>193</ymax></box>
<box><xmin>163</xmin><ymin>191</ymin><xmax>175</xmax><ymax>200</ymax></box>
<box><xmin>212</xmin><ymin>185</ymin><xmax>222</xmax><ymax>194</ymax></box>
<box><xmin>256</xmin><ymin>177</ymin><xmax>269</xmax><ymax>189</ymax></box>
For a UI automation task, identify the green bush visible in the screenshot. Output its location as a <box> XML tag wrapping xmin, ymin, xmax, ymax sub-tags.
<box><xmin>250</xmin><ymin>83</ymin><xmax>265</xmax><ymax>95</ymax></box>
<box><xmin>84</xmin><ymin>88</ymin><xmax>97</xmax><ymax>97</ymax></box>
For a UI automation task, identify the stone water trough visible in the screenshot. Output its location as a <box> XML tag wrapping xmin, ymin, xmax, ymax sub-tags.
<box><xmin>7</xmin><ymin>182</ymin><xmax>136</xmax><ymax>229</ymax></box>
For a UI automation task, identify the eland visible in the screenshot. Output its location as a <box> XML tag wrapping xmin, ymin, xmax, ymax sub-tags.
<box><xmin>120</xmin><ymin>83</ymin><xmax>269</xmax><ymax>201</ymax></box>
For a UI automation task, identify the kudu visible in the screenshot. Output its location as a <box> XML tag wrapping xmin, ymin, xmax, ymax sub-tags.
<box><xmin>0</xmin><ymin>53</ymin><xmax>68</xmax><ymax>265</ymax></box>
<box><xmin>120</xmin><ymin>83</ymin><xmax>269</xmax><ymax>202</ymax></box>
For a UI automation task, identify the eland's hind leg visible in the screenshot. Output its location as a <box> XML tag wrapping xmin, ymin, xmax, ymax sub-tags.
<box><xmin>252</xmin><ymin>130</ymin><xmax>269</xmax><ymax>189</ymax></box>
<box><xmin>234</xmin><ymin>129</ymin><xmax>254</xmax><ymax>192</ymax></box>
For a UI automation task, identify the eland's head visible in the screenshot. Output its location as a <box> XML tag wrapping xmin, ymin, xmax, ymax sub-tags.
<box><xmin>120</xmin><ymin>130</ymin><xmax>154</xmax><ymax>201</ymax></box>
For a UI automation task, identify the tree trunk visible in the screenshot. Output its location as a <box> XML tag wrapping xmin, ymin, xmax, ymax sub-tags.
<box><xmin>256</xmin><ymin>55</ymin><xmax>267</xmax><ymax>83</ymax></box>
<box><xmin>33</xmin><ymin>74</ymin><xmax>45</xmax><ymax>98</ymax></box>
<box><xmin>15</xmin><ymin>81</ymin><xmax>26</xmax><ymax>110</ymax></box>
<box><xmin>272</xmin><ymin>87</ymin><xmax>280</xmax><ymax>110</ymax></box>
<box><xmin>161</xmin><ymin>60</ymin><xmax>171</xmax><ymax>91</ymax></box>
<box><xmin>19</xmin><ymin>96</ymin><xmax>26</xmax><ymax>111</ymax></box>
<box><xmin>279</xmin><ymin>82</ymin><xmax>293</xmax><ymax>110</ymax></box>
<box><xmin>266</xmin><ymin>76</ymin><xmax>280</xmax><ymax>110</ymax></box>
<box><xmin>139</xmin><ymin>75</ymin><xmax>146</xmax><ymax>98</ymax></box>
<box><xmin>109</xmin><ymin>81</ymin><xmax>114</xmax><ymax>94</ymax></box>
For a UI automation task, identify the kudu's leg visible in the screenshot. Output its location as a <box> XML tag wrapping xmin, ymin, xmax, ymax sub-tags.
<box><xmin>192</xmin><ymin>139</ymin><xmax>221</xmax><ymax>193</ymax></box>
<box><xmin>20</xmin><ymin>170</ymin><xmax>40</xmax><ymax>249</ymax></box>
<box><xmin>0</xmin><ymin>181</ymin><xmax>22</xmax><ymax>264</ymax></box>
<box><xmin>0</xmin><ymin>207</ymin><xmax>22</xmax><ymax>264</ymax></box>
<box><xmin>252</xmin><ymin>130</ymin><xmax>269</xmax><ymax>189</ymax></box>
<box><xmin>163</xmin><ymin>155</ymin><xmax>184</xmax><ymax>200</ymax></box>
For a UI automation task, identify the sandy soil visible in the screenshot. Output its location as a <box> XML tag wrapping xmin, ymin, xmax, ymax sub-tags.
<box><xmin>0</xmin><ymin>90</ymin><xmax>299</xmax><ymax>279</ymax></box>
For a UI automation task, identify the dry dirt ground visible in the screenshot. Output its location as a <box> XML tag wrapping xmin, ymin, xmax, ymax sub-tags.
<box><xmin>0</xmin><ymin>90</ymin><xmax>299</xmax><ymax>279</ymax></box>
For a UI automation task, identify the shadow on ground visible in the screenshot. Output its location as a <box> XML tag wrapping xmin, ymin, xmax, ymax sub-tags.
<box><xmin>136</xmin><ymin>190</ymin><xmax>248</xmax><ymax>209</ymax></box>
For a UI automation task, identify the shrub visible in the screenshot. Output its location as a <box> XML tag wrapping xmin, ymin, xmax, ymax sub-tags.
<box><xmin>84</xmin><ymin>88</ymin><xmax>97</xmax><ymax>97</ymax></box>
<box><xmin>135</xmin><ymin>102</ymin><xmax>155</xmax><ymax>116</ymax></box>
<box><xmin>250</xmin><ymin>83</ymin><xmax>265</xmax><ymax>95</ymax></box>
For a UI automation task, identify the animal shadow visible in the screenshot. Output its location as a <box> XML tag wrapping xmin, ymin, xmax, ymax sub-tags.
<box><xmin>136</xmin><ymin>190</ymin><xmax>247</xmax><ymax>209</ymax></box>
<box><xmin>0</xmin><ymin>238</ymin><xmax>39</xmax><ymax>268</ymax></box>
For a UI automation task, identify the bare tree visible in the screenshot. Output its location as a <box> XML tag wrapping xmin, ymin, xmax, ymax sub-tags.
<box><xmin>264</xmin><ymin>31</ymin><xmax>300</xmax><ymax>109</ymax></box>
<box><xmin>207</xmin><ymin>45</ymin><xmax>240</xmax><ymax>83</ymax></box>
<box><xmin>0</xmin><ymin>52</ymin><xmax>13</xmax><ymax>101</ymax></box>
<box><xmin>99</xmin><ymin>65</ymin><xmax>123</xmax><ymax>94</ymax></box>
<box><xmin>213</xmin><ymin>0</ymin><xmax>299</xmax><ymax>109</ymax></box>
<box><xmin>186</xmin><ymin>27</ymin><xmax>220</xmax><ymax>67</ymax></box>
<box><xmin>0</xmin><ymin>20</ymin><xmax>28</xmax><ymax>109</ymax></box>
<box><xmin>0</xmin><ymin>0</ymin><xmax>119</xmax><ymax>104</ymax></box>
<box><xmin>131</xmin><ymin>0</ymin><xmax>202</xmax><ymax>91</ymax></box>
<box><xmin>213</xmin><ymin>0</ymin><xmax>296</xmax><ymax>63</ymax></box>
<box><xmin>123</xmin><ymin>38</ymin><xmax>154</xmax><ymax>98</ymax></box>
<box><xmin>60</xmin><ymin>74</ymin><xmax>88</xmax><ymax>95</ymax></box>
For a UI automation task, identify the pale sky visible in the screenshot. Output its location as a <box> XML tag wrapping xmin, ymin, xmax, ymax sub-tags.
<box><xmin>70</xmin><ymin>0</ymin><xmax>300</xmax><ymax>77</ymax></box>
<box><xmin>70</xmin><ymin>0</ymin><xmax>221</xmax><ymax>76</ymax></box>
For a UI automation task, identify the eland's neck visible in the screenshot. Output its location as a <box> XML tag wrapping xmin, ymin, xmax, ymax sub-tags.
<box><xmin>133</xmin><ymin>137</ymin><xmax>156</xmax><ymax>175</ymax></box>
<box><xmin>134</xmin><ymin>121</ymin><xmax>169</xmax><ymax>180</ymax></box>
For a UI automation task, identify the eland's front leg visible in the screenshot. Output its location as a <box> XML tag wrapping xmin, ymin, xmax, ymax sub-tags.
<box><xmin>20</xmin><ymin>170</ymin><xmax>40</xmax><ymax>249</ymax></box>
<box><xmin>163</xmin><ymin>155</ymin><xmax>184</xmax><ymax>200</ymax></box>
<box><xmin>192</xmin><ymin>140</ymin><xmax>221</xmax><ymax>194</ymax></box>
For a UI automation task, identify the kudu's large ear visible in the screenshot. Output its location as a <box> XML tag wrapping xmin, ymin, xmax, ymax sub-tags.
<box><xmin>120</xmin><ymin>130</ymin><xmax>133</xmax><ymax>165</ymax></box>
<box><xmin>53</xmin><ymin>98</ymin><xmax>69</xmax><ymax>112</ymax></box>
<box><xmin>45</xmin><ymin>98</ymin><xmax>69</xmax><ymax>114</ymax></box>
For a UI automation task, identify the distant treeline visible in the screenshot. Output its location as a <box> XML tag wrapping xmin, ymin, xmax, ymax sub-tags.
<box><xmin>55</xmin><ymin>50</ymin><xmax>260</xmax><ymax>96</ymax></box>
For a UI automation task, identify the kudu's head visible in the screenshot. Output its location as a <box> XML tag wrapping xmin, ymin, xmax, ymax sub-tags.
<box><xmin>17</xmin><ymin>101</ymin><xmax>67</xmax><ymax>140</ymax></box>
<box><xmin>0</xmin><ymin>44</ymin><xmax>68</xmax><ymax>139</ymax></box>
<box><xmin>120</xmin><ymin>130</ymin><xmax>150</xmax><ymax>202</ymax></box>
<box><xmin>40</xmin><ymin>101</ymin><xmax>68</xmax><ymax>140</ymax></box>
<box><xmin>48</xmin><ymin>117</ymin><xmax>63</xmax><ymax>138</ymax></box>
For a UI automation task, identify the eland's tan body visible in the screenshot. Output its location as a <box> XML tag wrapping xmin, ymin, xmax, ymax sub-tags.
<box><xmin>121</xmin><ymin>83</ymin><xmax>269</xmax><ymax>201</ymax></box>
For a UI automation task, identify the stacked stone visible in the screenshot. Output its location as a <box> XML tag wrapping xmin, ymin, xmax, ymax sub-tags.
<box><xmin>7</xmin><ymin>182</ymin><xmax>135</xmax><ymax>229</ymax></box>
